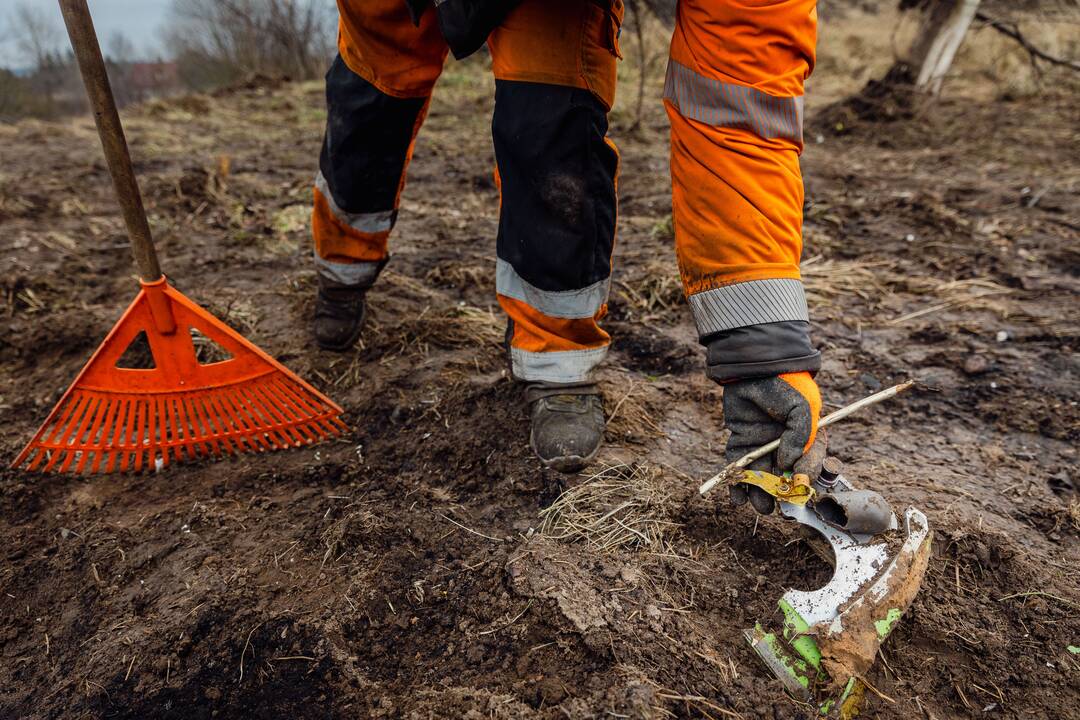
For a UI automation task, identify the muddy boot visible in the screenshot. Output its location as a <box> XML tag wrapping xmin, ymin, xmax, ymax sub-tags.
<box><xmin>313</xmin><ymin>275</ymin><xmax>368</xmax><ymax>351</ymax></box>
<box><xmin>527</xmin><ymin>383</ymin><xmax>605</xmax><ymax>473</ymax></box>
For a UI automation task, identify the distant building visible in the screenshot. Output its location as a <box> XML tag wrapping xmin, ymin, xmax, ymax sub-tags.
<box><xmin>127</xmin><ymin>61</ymin><xmax>181</xmax><ymax>98</ymax></box>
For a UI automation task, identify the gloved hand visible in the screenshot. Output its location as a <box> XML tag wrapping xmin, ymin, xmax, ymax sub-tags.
<box><xmin>723</xmin><ymin>371</ymin><xmax>827</xmax><ymax>514</ymax></box>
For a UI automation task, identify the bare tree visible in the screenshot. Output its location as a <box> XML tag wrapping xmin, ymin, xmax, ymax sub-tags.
<box><xmin>12</xmin><ymin>2</ymin><xmax>63</xmax><ymax>71</ymax></box>
<box><xmin>9</xmin><ymin>2</ymin><xmax>66</xmax><ymax>112</ymax></box>
<box><xmin>164</xmin><ymin>0</ymin><xmax>336</xmax><ymax>90</ymax></box>
<box><xmin>899</xmin><ymin>0</ymin><xmax>983</xmax><ymax>95</ymax></box>
<box><xmin>107</xmin><ymin>31</ymin><xmax>138</xmax><ymax>65</ymax></box>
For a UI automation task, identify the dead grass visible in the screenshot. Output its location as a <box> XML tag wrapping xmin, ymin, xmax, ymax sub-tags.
<box><xmin>539</xmin><ymin>463</ymin><xmax>677</xmax><ymax>552</ymax></box>
<box><xmin>801</xmin><ymin>255</ymin><xmax>1015</xmax><ymax>323</ymax></box>
<box><xmin>424</xmin><ymin>262</ymin><xmax>494</xmax><ymax>292</ymax></box>
<box><xmin>605</xmin><ymin>379</ymin><xmax>666</xmax><ymax>442</ymax></box>
<box><xmin>616</xmin><ymin>259</ymin><xmax>685</xmax><ymax>319</ymax></box>
<box><xmin>321</xmin><ymin>505</ymin><xmax>386</xmax><ymax>567</ymax></box>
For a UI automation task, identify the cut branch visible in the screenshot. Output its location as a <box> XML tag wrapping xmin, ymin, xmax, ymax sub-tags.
<box><xmin>975</xmin><ymin>12</ymin><xmax>1080</xmax><ymax>73</ymax></box>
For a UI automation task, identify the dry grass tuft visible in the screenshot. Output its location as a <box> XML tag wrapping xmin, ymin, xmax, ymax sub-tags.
<box><xmin>605</xmin><ymin>379</ymin><xmax>666</xmax><ymax>442</ymax></box>
<box><xmin>408</xmin><ymin>305</ymin><xmax>503</xmax><ymax>349</ymax></box>
<box><xmin>539</xmin><ymin>463</ymin><xmax>677</xmax><ymax>551</ymax></box>
<box><xmin>424</xmin><ymin>263</ymin><xmax>494</xmax><ymax>292</ymax></box>
<box><xmin>801</xmin><ymin>255</ymin><xmax>1015</xmax><ymax>323</ymax></box>
<box><xmin>616</xmin><ymin>260</ymin><xmax>685</xmax><ymax>319</ymax></box>
<box><xmin>321</xmin><ymin>507</ymin><xmax>386</xmax><ymax>567</ymax></box>
<box><xmin>1069</xmin><ymin>500</ymin><xmax>1080</xmax><ymax>533</ymax></box>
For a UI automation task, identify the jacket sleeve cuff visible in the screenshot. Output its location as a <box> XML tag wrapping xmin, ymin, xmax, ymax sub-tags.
<box><xmin>704</xmin><ymin>321</ymin><xmax>821</xmax><ymax>384</ymax></box>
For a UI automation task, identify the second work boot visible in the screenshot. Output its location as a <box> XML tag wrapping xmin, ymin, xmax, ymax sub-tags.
<box><xmin>528</xmin><ymin>385</ymin><xmax>605</xmax><ymax>473</ymax></box>
<box><xmin>313</xmin><ymin>275</ymin><xmax>368</xmax><ymax>351</ymax></box>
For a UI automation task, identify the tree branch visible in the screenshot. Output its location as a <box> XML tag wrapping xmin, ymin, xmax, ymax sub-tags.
<box><xmin>975</xmin><ymin>12</ymin><xmax>1080</xmax><ymax>73</ymax></box>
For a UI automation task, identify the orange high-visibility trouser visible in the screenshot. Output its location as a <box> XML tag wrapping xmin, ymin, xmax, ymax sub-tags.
<box><xmin>314</xmin><ymin>0</ymin><xmax>624</xmax><ymax>384</ymax></box>
<box><xmin>665</xmin><ymin>1</ymin><xmax>818</xmax><ymax>370</ymax></box>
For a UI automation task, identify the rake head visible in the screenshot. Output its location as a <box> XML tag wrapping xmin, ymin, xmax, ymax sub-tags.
<box><xmin>13</xmin><ymin>278</ymin><xmax>347</xmax><ymax>474</ymax></box>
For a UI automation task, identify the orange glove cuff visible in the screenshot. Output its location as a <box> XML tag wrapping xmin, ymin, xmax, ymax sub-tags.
<box><xmin>779</xmin><ymin>371</ymin><xmax>821</xmax><ymax>452</ymax></box>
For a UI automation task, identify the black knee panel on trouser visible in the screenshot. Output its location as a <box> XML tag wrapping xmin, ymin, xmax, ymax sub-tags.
<box><xmin>320</xmin><ymin>55</ymin><xmax>428</xmax><ymax>214</ymax></box>
<box><xmin>492</xmin><ymin>80</ymin><xmax>618</xmax><ymax>292</ymax></box>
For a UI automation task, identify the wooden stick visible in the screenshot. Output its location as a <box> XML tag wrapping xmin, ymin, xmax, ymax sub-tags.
<box><xmin>699</xmin><ymin>381</ymin><xmax>916</xmax><ymax>496</ymax></box>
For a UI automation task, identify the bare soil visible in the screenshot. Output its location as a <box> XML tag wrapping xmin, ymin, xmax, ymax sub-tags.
<box><xmin>1</xmin><ymin>36</ymin><xmax>1078</xmax><ymax>720</ymax></box>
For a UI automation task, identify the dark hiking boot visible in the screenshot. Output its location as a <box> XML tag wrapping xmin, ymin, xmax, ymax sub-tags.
<box><xmin>529</xmin><ymin>392</ymin><xmax>605</xmax><ymax>473</ymax></box>
<box><xmin>313</xmin><ymin>275</ymin><xmax>368</xmax><ymax>351</ymax></box>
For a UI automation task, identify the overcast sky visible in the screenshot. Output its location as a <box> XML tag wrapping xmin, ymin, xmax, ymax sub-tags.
<box><xmin>0</xmin><ymin>0</ymin><xmax>172</xmax><ymax>67</ymax></box>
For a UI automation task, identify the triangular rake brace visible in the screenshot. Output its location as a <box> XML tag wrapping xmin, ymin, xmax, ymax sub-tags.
<box><xmin>12</xmin><ymin>278</ymin><xmax>347</xmax><ymax>474</ymax></box>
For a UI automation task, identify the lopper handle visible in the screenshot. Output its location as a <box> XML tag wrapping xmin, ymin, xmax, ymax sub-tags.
<box><xmin>58</xmin><ymin>0</ymin><xmax>162</xmax><ymax>281</ymax></box>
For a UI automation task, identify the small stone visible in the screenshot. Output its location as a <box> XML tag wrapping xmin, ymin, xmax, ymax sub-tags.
<box><xmin>204</xmin><ymin>687</ymin><xmax>222</xmax><ymax>702</ymax></box>
<box><xmin>996</xmin><ymin>330</ymin><xmax>1009</xmax><ymax>342</ymax></box>
<box><xmin>963</xmin><ymin>355</ymin><xmax>990</xmax><ymax>375</ymax></box>
<box><xmin>859</xmin><ymin>373</ymin><xmax>882</xmax><ymax>391</ymax></box>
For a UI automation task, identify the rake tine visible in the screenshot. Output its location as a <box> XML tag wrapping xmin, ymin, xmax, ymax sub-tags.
<box><xmin>124</xmin><ymin>400</ymin><xmax>141</xmax><ymax>472</ymax></box>
<box><xmin>242</xmin><ymin>386</ymin><xmax>292</xmax><ymax>448</ymax></box>
<box><xmin>168</xmin><ymin>396</ymin><xmax>186</xmax><ymax>463</ymax></box>
<box><xmin>139</xmin><ymin>397</ymin><xmax>152</xmax><ymax>470</ymax></box>
<box><xmin>81</xmin><ymin>395</ymin><xmax>113</xmax><ymax>472</ymax></box>
<box><xmin>42</xmin><ymin>393</ymin><xmax>91</xmax><ymax>469</ymax></box>
<box><xmin>100</xmin><ymin>398</ymin><xmax>127</xmax><ymax>473</ymax></box>
<box><xmin>251</xmin><ymin>383</ymin><xmax>306</xmax><ymax>446</ymax></box>
<box><xmin>153</xmin><ymin>395</ymin><xmax>167</xmax><ymax>465</ymax></box>
<box><xmin>208</xmin><ymin>397</ymin><xmax>238</xmax><ymax>453</ymax></box>
<box><xmin>188</xmin><ymin>396</ymin><xmax>220</xmax><ymax>457</ymax></box>
<box><xmin>225</xmin><ymin>389</ymin><xmax>270</xmax><ymax>451</ymax></box>
<box><xmin>42</xmin><ymin>392</ymin><xmax>84</xmax><ymax>450</ymax></box>
<box><xmin>86</xmin><ymin>397</ymin><xmax>119</xmax><ymax>474</ymax></box>
<box><xmin>272</xmin><ymin>378</ymin><xmax>331</xmax><ymax>441</ymax></box>
<box><xmin>182</xmin><ymin>396</ymin><xmax>202</xmax><ymax>460</ymax></box>
<box><xmin>198</xmin><ymin>395</ymin><xmax>229</xmax><ymax>454</ymax></box>
<box><xmin>193</xmin><ymin>395</ymin><xmax>219</xmax><ymax>457</ymax></box>
<box><xmin>238</xmin><ymin>386</ymin><xmax>278</xmax><ymax>450</ymax></box>
<box><xmin>54</xmin><ymin>394</ymin><xmax>97</xmax><ymax>472</ymax></box>
<box><xmin>172</xmin><ymin>396</ymin><xmax>196</xmax><ymax>461</ymax></box>
<box><xmin>206</xmin><ymin>393</ymin><xmax>242</xmax><ymax>454</ymax></box>
<box><xmin>61</xmin><ymin>395</ymin><xmax>101</xmax><ymax>473</ymax></box>
<box><xmin>259</xmin><ymin>381</ymin><xmax>314</xmax><ymax>444</ymax></box>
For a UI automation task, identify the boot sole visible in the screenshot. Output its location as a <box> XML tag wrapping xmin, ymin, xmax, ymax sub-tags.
<box><xmin>314</xmin><ymin>330</ymin><xmax>363</xmax><ymax>352</ymax></box>
<box><xmin>530</xmin><ymin>434</ymin><xmax>602</xmax><ymax>475</ymax></box>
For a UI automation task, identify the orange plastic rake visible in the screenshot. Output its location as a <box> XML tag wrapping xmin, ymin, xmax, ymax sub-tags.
<box><xmin>12</xmin><ymin>0</ymin><xmax>346</xmax><ymax>474</ymax></box>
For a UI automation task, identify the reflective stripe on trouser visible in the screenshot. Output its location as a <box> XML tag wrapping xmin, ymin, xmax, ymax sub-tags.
<box><xmin>324</xmin><ymin>0</ymin><xmax>622</xmax><ymax>382</ymax></box>
<box><xmin>312</xmin><ymin>53</ymin><xmax>431</xmax><ymax>283</ymax></box>
<box><xmin>489</xmin><ymin>1</ymin><xmax>623</xmax><ymax>383</ymax></box>
<box><xmin>665</xmin><ymin>0</ymin><xmax>817</xmax><ymax>339</ymax></box>
<box><xmin>494</xmin><ymin>81</ymin><xmax>619</xmax><ymax>384</ymax></box>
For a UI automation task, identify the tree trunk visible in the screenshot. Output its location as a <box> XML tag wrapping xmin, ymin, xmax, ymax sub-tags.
<box><xmin>904</xmin><ymin>0</ymin><xmax>982</xmax><ymax>95</ymax></box>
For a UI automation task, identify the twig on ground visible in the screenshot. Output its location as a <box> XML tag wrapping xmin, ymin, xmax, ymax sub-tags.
<box><xmin>997</xmin><ymin>590</ymin><xmax>1079</xmax><ymax>611</ymax></box>
<box><xmin>438</xmin><ymin>513</ymin><xmax>502</xmax><ymax>542</ymax></box>
<box><xmin>238</xmin><ymin>623</ymin><xmax>260</xmax><ymax>682</ymax></box>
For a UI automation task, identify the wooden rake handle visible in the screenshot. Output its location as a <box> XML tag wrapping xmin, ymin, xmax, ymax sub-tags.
<box><xmin>58</xmin><ymin>0</ymin><xmax>162</xmax><ymax>281</ymax></box>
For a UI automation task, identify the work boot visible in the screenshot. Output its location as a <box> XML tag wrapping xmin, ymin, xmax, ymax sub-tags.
<box><xmin>313</xmin><ymin>275</ymin><xmax>368</xmax><ymax>351</ymax></box>
<box><xmin>528</xmin><ymin>384</ymin><xmax>605</xmax><ymax>473</ymax></box>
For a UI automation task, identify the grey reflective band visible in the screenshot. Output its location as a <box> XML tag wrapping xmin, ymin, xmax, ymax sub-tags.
<box><xmin>664</xmin><ymin>60</ymin><xmax>804</xmax><ymax>143</ymax></box>
<box><xmin>689</xmin><ymin>278</ymin><xmax>809</xmax><ymax>338</ymax></box>
<box><xmin>315</xmin><ymin>172</ymin><xmax>395</xmax><ymax>234</ymax></box>
<box><xmin>313</xmin><ymin>252</ymin><xmax>383</xmax><ymax>286</ymax></box>
<box><xmin>496</xmin><ymin>259</ymin><xmax>609</xmax><ymax>320</ymax></box>
<box><xmin>510</xmin><ymin>346</ymin><xmax>608</xmax><ymax>384</ymax></box>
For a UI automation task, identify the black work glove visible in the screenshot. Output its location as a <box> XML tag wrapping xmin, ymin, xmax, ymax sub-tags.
<box><xmin>723</xmin><ymin>372</ymin><xmax>827</xmax><ymax>514</ymax></box>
